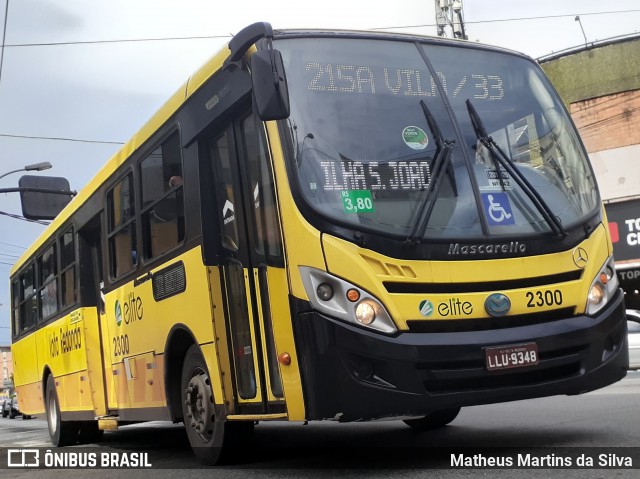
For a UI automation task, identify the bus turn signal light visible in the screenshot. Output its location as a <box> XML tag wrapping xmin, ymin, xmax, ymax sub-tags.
<box><xmin>346</xmin><ymin>289</ymin><xmax>360</xmax><ymax>302</ymax></box>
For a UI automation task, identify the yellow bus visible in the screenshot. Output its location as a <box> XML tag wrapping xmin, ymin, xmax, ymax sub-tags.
<box><xmin>10</xmin><ymin>22</ymin><xmax>628</xmax><ymax>464</ymax></box>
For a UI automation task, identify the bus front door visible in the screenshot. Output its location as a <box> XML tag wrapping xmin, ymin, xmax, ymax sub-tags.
<box><xmin>205</xmin><ymin>107</ymin><xmax>285</xmax><ymax>416</ymax></box>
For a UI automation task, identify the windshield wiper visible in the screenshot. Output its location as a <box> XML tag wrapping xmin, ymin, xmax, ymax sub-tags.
<box><xmin>465</xmin><ymin>99</ymin><xmax>567</xmax><ymax>240</ymax></box>
<box><xmin>406</xmin><ymin>100</ymin><xmax>457</xmax><ymax>244</ymax></box>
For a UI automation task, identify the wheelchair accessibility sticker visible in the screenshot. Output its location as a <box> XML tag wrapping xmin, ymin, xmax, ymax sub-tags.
<box><xmin>482</xmin><ymin>193</ymin><xmax>515</xmax><ymax>226</ymax></box>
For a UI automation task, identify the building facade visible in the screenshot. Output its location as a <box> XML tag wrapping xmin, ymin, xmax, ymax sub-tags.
<box><xmin>540</xmin><ymin>35</ymin><xmax>640</xmax><ymax>307</ymax></box>
<box><xmin>1</xmin><ymin>345</ymin><xmax>13</xmax><ymax>399</ymax></box>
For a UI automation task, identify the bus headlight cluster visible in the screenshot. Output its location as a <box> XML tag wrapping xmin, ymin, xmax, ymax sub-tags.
<box><xmin>299</xmin><ymin>266</ymin><xmax>397</xmax><ymax>334</ymax></box>
<box><xmin>586</xmin><ymin>256</ymin><xmax>618</xmax><ymax>316</ymax></box>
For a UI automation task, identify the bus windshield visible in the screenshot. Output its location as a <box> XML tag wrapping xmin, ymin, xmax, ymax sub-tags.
<box><xmin>276</xmin><ymin>36</ymin><xmax>598</xmax><ymax>240</ymax></box>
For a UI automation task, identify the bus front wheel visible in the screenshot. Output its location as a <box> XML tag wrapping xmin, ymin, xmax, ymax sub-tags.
<box><xmin>403</xmin><ymin>407</ymin><xmax>461</xmax><ymax>431</ymax></box>
<box><xmin>45</xmin><ymin>375</ymin><xmax>80</xmax><ymax>446</ymax></box>
<box><xmin>181</xmin><ymin>345</ymin><xmax>225</xmax><ymax>465</ymax></box>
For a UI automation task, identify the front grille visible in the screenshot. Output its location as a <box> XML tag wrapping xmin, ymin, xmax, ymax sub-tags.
<box><xmin>406</xmin><ymin>307</ymin><xmax>577</xmax><ymax>333</ymax></box>
<box><xmin>384</xmin><ymin>270</ymin><xmax>582</xmax><ymax>294</ymax></box>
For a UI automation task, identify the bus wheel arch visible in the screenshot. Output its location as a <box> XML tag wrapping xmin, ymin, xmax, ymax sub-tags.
<box><xmin>164</xmin><ymin>324</ymin><xmax>198</xmax><ymax>422</ymax></box>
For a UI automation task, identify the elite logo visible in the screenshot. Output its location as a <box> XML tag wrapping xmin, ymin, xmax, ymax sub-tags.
<box><xmin>115</xmin><ymin>301</ymin><xmax>123</xmax><ymax>326</ymax></box>
<box><xmin>115</xmin><ymin>293</ymin><xmax>144</xmax><ymax>326</ymax></box>
<box><xmin>419</xmin><ymin>300</ymin><xmax>434</xmax><ymax>317</ymax></box>
<box><xmin>419</xmin><ymin>298</ymin><xmax>473</xmax><ymax>317</ymax></box>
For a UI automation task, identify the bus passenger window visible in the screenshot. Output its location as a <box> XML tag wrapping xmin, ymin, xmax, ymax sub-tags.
<box><xmin>11</xmin><ymin>279</ymin><xmax>19</xmax><ymax>338</ymax></box>
<box><xmin>140</xmin><ymin>131</ymin><xmax>185</xmax><ymax>258</ymax></box>
<box><xmin>108</xmin><ymin>174</ymin><xmax>137</xmax><ymax>278</ymax></box>
<box><xmin>19</xmin><ymin>264</ymin><xmax>37</xmax><ymax>331</ymax></box>
<box><xmin>38</xmin><ymin>244</ymin><xmax>59</xmax><ymax>320</ymax></box>
<box><xmin>60</xmin><ymin>229</ymin><xmax>76</xmax><ymax>308</ymax></box>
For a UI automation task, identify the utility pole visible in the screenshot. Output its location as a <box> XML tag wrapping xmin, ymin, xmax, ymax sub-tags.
<box><xmin>434</xmin><ymin>0</ymin><xmax>467</xmax><ymax>39</ymax></box>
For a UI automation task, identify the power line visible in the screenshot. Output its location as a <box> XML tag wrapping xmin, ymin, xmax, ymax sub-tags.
<box><xmin>372</xmin><ymin>9</ymin><xmax>640</xmax><ymax>30</ymax></box>
<box><xmin>3</xmin><ymin>33</ymin><xmax>231</xmax><ymax>49</ymax></box>
<box><xmin>0</xmin><ymin>240</ymin><xmax>25</xmax><ymax>249</ymax></box>
<box><xmin>0</xmin><ymin>133</ymin><xmax>124</xmax><ymax>145</ymax></box>
<box><xmin>0</xmin><ymin>210</ymin><xmax>49</xmax><ymax>225</ymax></box>
<box><xmin>0</xmin><ymin>10</ymin><xmax>635</xmax><ymax>46</ymax></box>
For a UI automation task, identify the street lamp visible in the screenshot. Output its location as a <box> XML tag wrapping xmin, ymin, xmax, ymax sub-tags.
<box><xmin>0</xmin><ymin>162</ymin><xmax>52</xmax><ymax>181</ymax></box>
<box><xmin>575</xmin><ymin>16</ymin><xmax>588</xmax><ymax>48</ymax></box>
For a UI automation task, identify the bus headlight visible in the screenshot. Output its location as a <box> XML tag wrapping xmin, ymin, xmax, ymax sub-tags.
<box><xmin>299</xmin><ymin>266</ymin><xmax>397</xmax><ymax>334</ymax></box>
<box><xmin>586</xmin><ymin>256</ymin><xmax>619</xmax><ymax>316</ymax></box>
<box><xmin>355</xmin><ymin>300</ymin><xmax>377</xmax><ymax>325</ymax></box>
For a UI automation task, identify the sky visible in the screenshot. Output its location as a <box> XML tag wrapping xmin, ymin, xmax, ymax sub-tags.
<box><xmin>1</xmin><ymin>0</ymin><xmax>640</xmax><ymax>344</ymax></box>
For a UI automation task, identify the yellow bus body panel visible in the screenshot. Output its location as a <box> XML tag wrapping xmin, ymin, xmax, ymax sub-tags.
<box><xmin>101</xmin><ymin>246</ymin><xmax>221</xmax><ymax>412</ymax></box>
<box><xmin>266</xmin><ymin>120</ymin><xmax>325</xmax><ymax>301</ymax></box>
<box><xmin>265</xmin><ymin>266</ymin><xmax>305</xmax><ymax>420</ymax></box>
<box><xmin>12</xmin><ymin>333</ymin><xmax>41</xmax><ymax>414</ymax></box>
<box><xmin>13</xmin><ymin>307</ymin><xmax>106</xmax><ymax>415</ymax></box>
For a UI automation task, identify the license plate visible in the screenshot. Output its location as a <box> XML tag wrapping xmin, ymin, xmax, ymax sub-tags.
<box><xmin>485</xmin><ymin>342</ymin><xmax>539</xmax><ymax>371</ymax></box>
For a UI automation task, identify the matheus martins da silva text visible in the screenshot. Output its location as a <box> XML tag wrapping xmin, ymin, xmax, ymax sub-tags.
<box><xmin>451</xmin><ymin>453</ymin><xmax>633</xmax><ymax>468</ymax></box>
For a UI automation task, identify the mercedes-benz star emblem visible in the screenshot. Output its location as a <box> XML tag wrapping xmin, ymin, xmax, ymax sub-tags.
<box><xmin>572</xmin><ymin>247</ymin><xmax>589</xmax><ymax>268</ymax></box>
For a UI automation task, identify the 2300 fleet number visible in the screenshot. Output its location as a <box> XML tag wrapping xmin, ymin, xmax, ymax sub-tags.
<box><xmin>526</xmin><ymin>289</ymin><xmax>563</xmax><ymax>308</ymax></box>
<box><xmin>112</xmin><ymin>334</ymin><xmax>130</xmax><ymax>357</ymax></box>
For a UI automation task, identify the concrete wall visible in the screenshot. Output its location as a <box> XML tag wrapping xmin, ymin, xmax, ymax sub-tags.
<box><xmin>541</xmin><ymin>36</ymin><xmax>640</xmax><ymax>105</ymax></box>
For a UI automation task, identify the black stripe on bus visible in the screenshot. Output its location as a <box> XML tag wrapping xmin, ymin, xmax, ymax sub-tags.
<box><xmin>384</xmin><ymin>270</ymin><xmax>582</xmax><ymax>294</ymax></box>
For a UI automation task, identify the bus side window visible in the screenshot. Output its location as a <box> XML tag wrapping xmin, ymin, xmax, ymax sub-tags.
<box><xmin>38</xmin><ymin>244</ymin><xmax>59</xmax><ymax>320</ymax></box>
<box><xmin>107</xmin><ymin>174</ymin><xmax>137</xmax><ymax>278</ymax></box>
<box><xmin>19</xmin><ymin>264</ymin><xmax>37</xmax><ymax>332</ymax></box>
<box><xmin>139</xmin><ymin>131</ymin><xmax>185</xmax><ymax>259</ymax></box>
<box><xmin>60</xmin><ymin>228</ymin><xmax>76</xmax><ymax>309</ymax></box>
<box><xmin>11</xmin><ymin>279</ymin><xmax>19</xmax><ymax>338</ymax></box>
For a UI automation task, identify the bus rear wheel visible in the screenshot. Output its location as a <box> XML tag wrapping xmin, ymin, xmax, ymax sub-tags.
<box><xmin>45</xmin><ymin>375</ymin><xmax>80</xmax><ymax>446</ymax></box>
<box><xmin>403</xmin><ymin>407</ymin><xmax>461</xmax><ymax>431</ymax></box>
<box><xmin>181</xmin><ymin>345</ymin><xmax>225</xmax><ymax>465</ymax></box>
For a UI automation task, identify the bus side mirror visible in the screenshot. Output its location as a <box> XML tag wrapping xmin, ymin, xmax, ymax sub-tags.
<box><xmin>19</xmin><ymin>175</ymin><xmax>74</xmax><ymax>220</ymax></box>
<box><xmin>251</xmin><ymin>49</ymin><xmax>290</xmax><ymax>121</ymax></box>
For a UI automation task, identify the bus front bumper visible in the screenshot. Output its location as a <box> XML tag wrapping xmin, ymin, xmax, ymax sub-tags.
<box><xmin>292</xmin><ymin>289</ymin><xmax>628</xmax><ymax>422</ymax></box>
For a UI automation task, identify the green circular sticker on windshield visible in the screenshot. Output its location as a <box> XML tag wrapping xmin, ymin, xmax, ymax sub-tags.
<box><xmin>402</xmin><ymin>126</ymin><xmax>429</xmax><ymax>150</ymax></box>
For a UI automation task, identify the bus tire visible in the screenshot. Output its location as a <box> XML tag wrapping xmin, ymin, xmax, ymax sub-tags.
<box><xmin>181</xmin><ymin>344</ymin><xmax>225</xmax><ymax>465</ymax></box>
<box><xmin>403</xmin><ymin>407</ymin><xmax>461</xmax><ymax>431</ymax></box>
<box><xmin>78</xmin><ymin>421</ymin><xmax>104</xmax><ymax>444</ymax></box>
<box><xmin>45</xmin><ymin>375</ymin><xmax>80</xmax><ymax>446</ymax></box>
